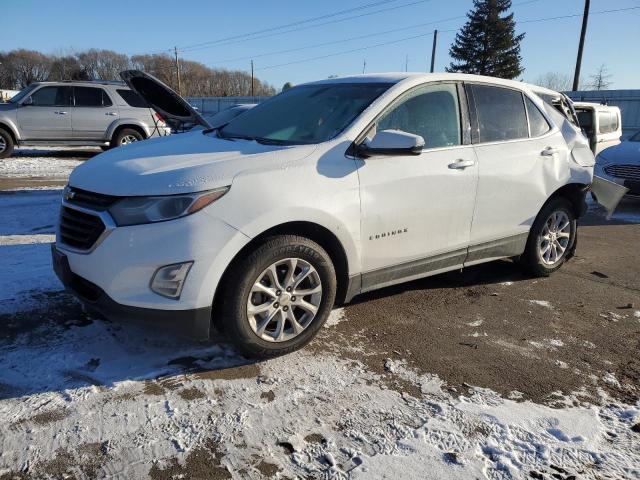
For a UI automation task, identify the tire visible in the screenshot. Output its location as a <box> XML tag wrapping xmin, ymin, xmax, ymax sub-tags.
<box><xmin>111</xmin><ymin>128</ymin><xmax>143</xmax><ymax>148</ymax></box>
<box><xmin>220</xmin><ymin>235</ymin><xmax>337</xmax><ymax>358</ymax></box>
<box><xmin>520</xmin><ymin>197</ymin><xmax>577</xmax><ymax>277</ymax></box>
<box><xmin>0</xmin><ymin>128</ymin><xmax>14</xmax><ymax>159</ymax></box>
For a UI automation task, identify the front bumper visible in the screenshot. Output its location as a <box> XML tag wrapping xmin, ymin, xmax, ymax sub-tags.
<box><xmin>595</xmin><ymin>163</ymin><xmax>640</xmax><ymax>197</ymax></box>
<box><xmin>53</xmin><ymin>204</ymin><xmax>251</xmax><ymax>337</ymax></box>
<box><xmin>52</xmin><ymin>244</ymin><xmax>212</xmax><ymax>339</ymax></box>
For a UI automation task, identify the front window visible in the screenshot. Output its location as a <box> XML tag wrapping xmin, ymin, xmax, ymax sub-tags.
<box><xmin>218</xmin><ymin>83</ymin><xmax>391</xmax><ymax>145</ymax></box>
<box><xmin>8</xmin><ymin>84</ymin><xmax>38</xmax><ymax>103</ymax></box>
<box><xmin>375</xmin><ymin>83</ymin><xmax>462</xmax><ymax>149</ymax></box>
<box><xmin>29</xmin><ymin>86</ymin><xmax>72</xmax><ymax>107</ymax></box>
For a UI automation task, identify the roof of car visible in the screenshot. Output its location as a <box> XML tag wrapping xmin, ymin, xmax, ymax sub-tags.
<box><xmin>305</xmin><ymin>72</ymin><xmax>559</xmax><ymax>94</ymax></box>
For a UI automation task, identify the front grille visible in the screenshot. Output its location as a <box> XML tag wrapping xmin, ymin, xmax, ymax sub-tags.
<box><xmin>66</xmin><ymin>187</ymin><xmax>119</xmax><ymax>211</ymax></box>
<box><xmin>59</xmin><ymin>206</ymin><xmax>106</xmax><ymax>250</ymax></box>
<box><xmin>604</xmin><ymin>164</ymin><xmax>640</xmax><ymax>181</ymax></box>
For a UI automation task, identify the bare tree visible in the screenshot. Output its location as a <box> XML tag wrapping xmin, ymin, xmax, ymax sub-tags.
<box><xmin>49</xmin><ymin>55</ymin><xmax>88</xmax><ymax>81</ymax></box>
<box><xmin>586</xmin><ymin>64</ymin><xmax>613</xmax><ymax>91</ymax></box>
<box><xmin>1</xmin><ymin>48</ymin><xmax>275</xmax><ymax>96</ymax></box>
<box><xmin>533</xmin><ymin>72</ymin><xmax>574</xmax><ymax>92</ymax></box>
<box><xmin>3</xmin><ymin>50</ymin><xmax>51</xmax><ymax>88</ymax></box>
<box><xmin>77</xmin><ymin>49</ymin><xmax>130</xmax><ymax>80</ymax></box>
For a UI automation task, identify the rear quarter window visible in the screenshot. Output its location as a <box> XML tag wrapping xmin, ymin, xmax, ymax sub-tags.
<box><xmin>524</xmin><ymin>96</ymin><xmax>551</xmax><ymax>137</ymax></box>
<box><xmin>116</xmin><ymin>89</ymin><xmax>149</xmax><ymax>108</ymax></box>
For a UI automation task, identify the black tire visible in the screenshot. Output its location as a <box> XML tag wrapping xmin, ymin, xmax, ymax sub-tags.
<box><xmin>0</xmin><ymin>128</ymin><xmax>15</xmax><ymax>159</ymax></box>
<box><xmin>520</xmin><ymin>197</ymin><xmax>577</xmax><ymax>277</ymax></box>
<box><xmin>220</xmin><ymin>235</ymin><xmax>337</xmax><ymax>358</ymax></box>
<box><xmin>111</xmin><ymin>128</ymin><xmax>143</xmax><ymax>148</ymax></box>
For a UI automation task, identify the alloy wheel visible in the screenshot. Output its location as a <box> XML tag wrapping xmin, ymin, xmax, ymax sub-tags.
<box><xmin>0</xmin><ymin>136</ymin><xmax>6</xmax><ymax>153</ymax></box>
<box><xmin>538</xmin><ymin>210</ymin><xmax>571</xmax><ymax>265</ymax></box>
<box><xmin>120</xmin><ymin>135</ymin><xmax>138</xmax><ymax>145</ymax></box>
<box><xmin>247</xmin><ymin>258</ymin><xmax>322</xmax><ymax>342</ymax></box>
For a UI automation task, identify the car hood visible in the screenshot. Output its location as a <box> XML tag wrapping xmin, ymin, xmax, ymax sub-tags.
<box><xmin>69</xmin><ymin>131</ymin><xmax>317</xmax><ymax>196</ymax></box>
<box><xmin>598</xmin><ymin>140</ymin><xmax>640</xmax><ymax>165</ymax></box>
<box><xmin>0</xmin><ymin>102</ymin><xmax>17</xmax><ymax>112</ymax></box>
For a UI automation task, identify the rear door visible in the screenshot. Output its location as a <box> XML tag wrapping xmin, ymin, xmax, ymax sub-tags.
<box><xmin>17</xmin><ymin>86</ymin><xmax>73</xmax><ymax>140</ymax></box>
<box><xmin>357</xmin><ymin>82</ymin><xmax>478</xmax><ymax>290</ymax></box>
<box><xmin>466</xmin><ymin>83</ymin><xmax>570</xmax><ymax>265</ymax></box>
<box><xmin>71</xmin><ymin>86</ymin><xmax>117</xmax><ymax>140</ymax></box>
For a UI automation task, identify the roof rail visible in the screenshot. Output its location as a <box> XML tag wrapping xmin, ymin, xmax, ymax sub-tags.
<box><xmin>59</xmin><ymin>80</ymin><xmax>126</xmax><ymax>86</ymax></box>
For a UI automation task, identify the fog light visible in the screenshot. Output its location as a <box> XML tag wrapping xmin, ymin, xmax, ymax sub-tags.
<box><xmin>150</xmin><ymin>262</ymin><xmax>193</xmax><ymax>299</ymax></box>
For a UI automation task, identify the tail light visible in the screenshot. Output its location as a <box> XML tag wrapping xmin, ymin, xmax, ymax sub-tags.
<box><xmin>154</xmin><ymin>111</ymin><xmax>166</xmax><ymax>125</ymax></box>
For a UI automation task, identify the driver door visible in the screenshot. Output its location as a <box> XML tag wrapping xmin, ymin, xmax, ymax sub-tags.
<box><xmin>17</xmin><ymin>86</ymin><xmax>73</xmax><ymax>140</ymax></box>
<box><xmin>356</xmin><ymin>82</ymin><xmax>478</xmax><ymax>291</ymax></box>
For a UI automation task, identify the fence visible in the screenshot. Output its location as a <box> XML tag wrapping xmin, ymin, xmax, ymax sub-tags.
<box><xmin>185</xmin><ymin>96</ymin><xmax>271</xmax><ymax>115</ymax></box>
<box><xmin>565</xmin><ymin>90</ymin><xmax>640</xmax><ymax>139</ymax></box>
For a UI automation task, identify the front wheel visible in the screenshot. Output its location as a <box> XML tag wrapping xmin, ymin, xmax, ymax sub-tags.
<box><xmin>0</xmin><ymin>129</ymin><xmax>14</xmax><ymax>159</ymax></box>
<box><xmin>520</xmin><ymin>197</ymin><xmax>577</xmax><ymax>276</ymax></box>
<box><xmin>221</xmin><ymin>235</ymin><xmax>337</xmax><ymax>358</ymax></box>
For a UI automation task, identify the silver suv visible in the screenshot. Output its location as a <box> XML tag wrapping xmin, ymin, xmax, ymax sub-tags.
<box><xmin>0</xmin><ymin>80</ymin><xmax>171</xmax><ymax>158</ymax></box>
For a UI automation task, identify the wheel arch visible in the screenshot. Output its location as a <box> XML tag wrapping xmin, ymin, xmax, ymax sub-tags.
<box><xmin>108</xmin><ymin>122</ymin><xmax>148</xmax><ymax>142</ymax></box>
<box><xmin>0</xmin><ymin>121</ymin><xmax>18</xmax><ymax>143</ymax></box>
<box><xmin>546</xmin><ymin>182</ymin><xmax>590</xmax><ymax>218</ymax></box>
<box><xmin>211</xmin><ymin>220</ymin><xmax>352</xmax><ymax>330</ymax></box>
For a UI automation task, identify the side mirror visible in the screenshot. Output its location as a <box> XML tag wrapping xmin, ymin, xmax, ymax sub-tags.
<box><xmin>21</xmin><ymin>96</ymin><xmax>33</xmax><ymax>106</ymax></box>
<box><xmin>357</xmin><ymin>129</ymin><xmax>424</xmax><ymax>157</ymax></box>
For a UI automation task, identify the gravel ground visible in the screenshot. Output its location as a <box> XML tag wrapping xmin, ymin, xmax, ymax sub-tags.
<box><xmin>0</xmin><ymin>149</ymin><xmax>639</xmax><ymax>479</ymax></box>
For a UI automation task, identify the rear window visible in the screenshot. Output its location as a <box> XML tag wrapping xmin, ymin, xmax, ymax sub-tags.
<box><xmin>472</xmin><ymin>84</ymin><xmax>528</xmax><ymax>143</ymax></box>
<box><xmin>74</xmin><ymin>87</ymin><xmax>112</xmax><ymax>107</ymax></box>
<box><xmin>116</xmin><ymin>89</ymin><xmax>148</xmax><ymax>108</ymax></box>
<box><xmin>598</xmin><ymin>111</ymin><xmax>619</xmax><ymax>134</ymax></box>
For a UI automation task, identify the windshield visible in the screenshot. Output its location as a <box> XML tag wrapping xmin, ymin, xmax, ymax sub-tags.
<box><xmin>8</xmin><ymin>84</ymin><xmax>38</xmax><ymax>103</ymax></box>
<box><xmin>218</xmin><ymin>83</ymin><xmax>391</xmax><ymax>145</ymax></box>
<box><xmin>629</xmin><ymin>130</ymin><xmax>640</xmax><ymax>142</ymax></box>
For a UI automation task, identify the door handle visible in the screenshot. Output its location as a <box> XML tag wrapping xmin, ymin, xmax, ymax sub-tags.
<box><xmin>448</xmin><ymin>159</ymin><xmax>476</xmax><ymax>169</ymax></box>
<box><xmin>54</xmin><ymin>111</ymin><xmax>68</xmax><ymax>115</ymax></box>
<box><xmin>105</xmin><ymin>112</ymin><xmax>118</xmax><ymax>116</ymax></box>
<box><xmin>541</xmin><ymin>147</ymin><xmax>559</xmax><ymax>156</ymax></box>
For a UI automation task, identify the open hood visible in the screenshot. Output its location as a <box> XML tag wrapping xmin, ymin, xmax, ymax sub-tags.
<box><xmin>119</xmin><ymin>70</ymin><xmax>211</xmax><ymax>131</ymax></box>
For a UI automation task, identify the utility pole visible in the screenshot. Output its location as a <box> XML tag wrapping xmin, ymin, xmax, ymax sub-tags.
<box><xmin>430</xmin><ymin>29</ymin><xmax>438</xmax><ymax>73</ymax></box>
<box><xmin>362</xmin><ymin>59</ymin><xmax>366</xmax><ymax>74</ymax></box>
<box><xmin>405</xmin><ymin>54</ymin><xmax>409</xmax><ymax>72</ymax></box>
<box><xmin>174</xmin><ymin>46</ymin><xmax>182</xmax><ymax>96</ymax></box>
<box><xmin>250</xmin><ymin>60</ymin><xmax>255</xmax><ymax>97</ymax></box>
<box><xmin>572</xmin><ymin>0</ymin><xmax>590</xmax><ymax>91</ymax></box>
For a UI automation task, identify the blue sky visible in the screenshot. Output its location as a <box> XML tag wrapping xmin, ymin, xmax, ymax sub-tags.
<box><xmin>3</xmin><ymin>0</ymin><xmax>639</xmax><ymax>90</ymax></box>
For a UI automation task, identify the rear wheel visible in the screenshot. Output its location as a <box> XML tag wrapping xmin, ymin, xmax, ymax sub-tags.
<box><xmin>111</xmin><ymin>128</ymin><xmax>143</xmax><ymax>148</ymax></box>
<box><xmin>520</xmin><ymin>197</ymin><xmax>577</xmax><ymax>276</ymax></box>
<box><xmin>221</xmin><ymin>235</ymin><xmax>337</xmax><ymax>358</ymax></box>
<box><xmin>0</xmin><ymin>129</ymin><xmax>14</xmax><ymax>159</ymax></box>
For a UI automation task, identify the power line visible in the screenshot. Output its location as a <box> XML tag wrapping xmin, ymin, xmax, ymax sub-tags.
<box><xmin>254</xmin><ymin>5</ymin><xmax>640</xmax><ymax>71</ymax></box>
<box><xmin>173</xmin><ymin>0</ymin><xmax>402</xmax><ymax>53</ymax></box>
<box><xmin>179</xmin><ymin>0</ymin><xmax>435</xmax><ymax>55</ymax></box>
<box><xmin>202</xmin><ymin>0</ymin><xmax>545</xmax><ymax>65</ymax></box>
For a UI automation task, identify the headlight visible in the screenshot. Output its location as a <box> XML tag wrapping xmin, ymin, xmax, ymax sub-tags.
<box><xmin>108</xmin><ymin>186</ymin><xmax>229</xmax><ymax>226</ymax></box>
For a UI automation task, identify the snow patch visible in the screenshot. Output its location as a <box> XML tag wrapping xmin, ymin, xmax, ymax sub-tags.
<box><xmin>324</xmin><ymin>307</ymin><xmax>345</xmax><ymax>328</ymax></box>
<box><xmin>529</xmin><ymin>300</ymin><xmax>553</xmax><ymax>309</ymax></box>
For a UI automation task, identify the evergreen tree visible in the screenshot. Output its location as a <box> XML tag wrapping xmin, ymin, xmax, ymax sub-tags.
<box><xmin>447</xmin><ymin>0</ymin><xmax>525</xmax><ymax>79</ymax></box>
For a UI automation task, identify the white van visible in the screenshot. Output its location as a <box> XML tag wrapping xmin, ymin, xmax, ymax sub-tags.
<box><xmin>53</xmin><ymin>71</ymin><xmax>612</xmax><ymax>357</ymax></box>
<box><xmin>573</xmin><ymin>102</ymin><xmax>622</xmax><ymax>156</ymax></box>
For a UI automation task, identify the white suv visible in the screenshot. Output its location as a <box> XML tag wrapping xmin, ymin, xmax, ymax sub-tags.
<box><xmin>53</xmin><ymin>71</ymin><xmax>601</xmax><ymax>357</ymax></box>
